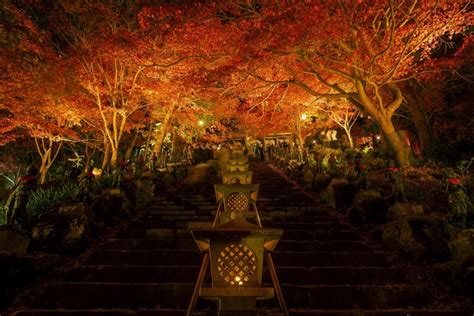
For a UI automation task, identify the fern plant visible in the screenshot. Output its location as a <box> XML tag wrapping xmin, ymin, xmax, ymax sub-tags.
<box><xmin>27</xmin><ymin>182</ymin><xmax>80</xmax><ymax>221</ymax></box>
<box><xmin>0</xmin><ymin>203</ymin><xmax>6</xmax><ymax>225</ymax></box>
<box><xmin>94</xmin><ymin>174</ymin><xmax>118</xmax><ymax>191</ymax></box>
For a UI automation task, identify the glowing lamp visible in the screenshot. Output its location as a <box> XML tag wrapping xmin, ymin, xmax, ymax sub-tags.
<box><xmin>92</xmin><ymin>168</ymin><xmax>102</xmax><ymax>177</ymax></box>
<box><xmin>300</xmin><ymin>113</ymin><xmax>307</xmax><ymax>120</ymax></box>
<box><xmin>191</xmin><ymin>219</ymin><xmax>283</xmax><ymax>312</ymax></box>
<box><xmin>198</xmin><ymin>120</ymin><xmax>204</xmax><ymax>126</ymax></box>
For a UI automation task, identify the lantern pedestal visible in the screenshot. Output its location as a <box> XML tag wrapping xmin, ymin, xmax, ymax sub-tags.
<box><xmin>200</xmin><ymin>287</ymin><xmax>274</xmax><ymax>311</ymax></box>
<box><xmin>191</xmin><ymin>219</ymin><xmax>283</xmax><ymax>313</ymax></box>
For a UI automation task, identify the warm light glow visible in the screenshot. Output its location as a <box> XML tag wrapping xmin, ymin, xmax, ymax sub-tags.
<box><xmin>198</xmin><ymin>120</ymin><xmax>204</xmax><ymax>126</ymax></box>
<box><xmin>301</xmin><ymin>113</ymin><xmax>307</xmax><ymax>120</ymax></box>
<box><xmin>312</xmin><ymin>140</ymin><xmax>316</xmax><ymax>144</ymax></box>
<box><xmin>376</xmin><ymin>135</ymin><xmax>381</xmax><ymax>140</ymax></box>
<box><xmin>92</xmin><ymin>168</ymin><xmax>102</xmax><ymax>176</ymax></box>
<box><xmin>235</xmin><ymin>276</ymin><xmax>243</xmax><ymax>285</ymax></box>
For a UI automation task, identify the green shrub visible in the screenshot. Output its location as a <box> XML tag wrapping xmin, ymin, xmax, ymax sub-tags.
<box><xmin>27</xmin><ymin>181</ymin><xmax>80</xmax><ymax>221</ymax></box>
<box><xmin>94</xmin><ymin>174</ymin><xmax>119</xmax><ymax>191</ymax></box>
<box><xmin>0</xmin><ymin>203</ymin><xmax>6</xmax><ymax>225</ymax></box>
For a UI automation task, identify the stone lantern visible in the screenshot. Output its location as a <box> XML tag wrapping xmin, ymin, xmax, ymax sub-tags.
<box><xmin>214</xmin><ymin>184</ymin><xmax>259</xmax><ymax>224</ymax></box>
<box><xmin>226</xmin><ymin>162</ymin><xmax>249</xmax><ymax>172</ymax></box>
<box><xmin>189</xmin><ymin>218</ymin><xmax>284</xmax><ymax>313</ymax></box>
<box><xmin>222</xmin><ymin>171</ymin><xmax>253</xmax><ymax>185</ymax></box>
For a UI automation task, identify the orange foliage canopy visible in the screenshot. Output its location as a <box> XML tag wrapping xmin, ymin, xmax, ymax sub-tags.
<box><xmin>0</xmin><ymin>0</ymin><xmax>472</xmax><ymax>164</ymax></box>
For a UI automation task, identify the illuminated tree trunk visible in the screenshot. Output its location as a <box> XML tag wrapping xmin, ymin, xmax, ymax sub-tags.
<box><xmin>34</xmin><ymin>137</ymin><xmax>63</xmax><ymax>184</ymax></box>
<box><xmin>102</xmin><ymin>141</ymin><xmax>110</xmax><ymax>170</ymax></box>
<box><xmin>345</xmin><ymin>129</ymin><xmax>354</xmax><ymax>148</ymax></box>
<box><xmin>296</xmin><ymin>134</ymin><xmax>304</xmax><ymax>162</ymax></box>
<box><xmin>39</xmin><ymin>150</ymin><xmax>51</xmax><ymax>185</ymax></box>
<box><xmin>110</xmin><ymin>147</ymin><xmax>119</xmax><ymax>169</ymax></box>
<box><xmin>85</xmin><ymin>60</ymin><xmax>143</xmax><ymax>170</ymax></box>
<box><xmin>143</xmin><ymin>124</ymin><xmax>153</xmax><ymax>164</ymax></box>
<box><xmin>292</xmin><ymin>113</ymin><xmax>305</xmax><ymax>162</ymax></box>
<box><xmin>355</xmin><ymin>80</ymin><xmax>411</xmax><ymax>166</ymax></box>
<box><xmin>124</xmin><ymin>129</ymin><xmax>138</xmax><ymax>162</ymax></box>
<box><xmin>329</xmin><ymin>105</ymin><xmax>359</xmax><ymax>149</ymax></box>
<box><xmin>404</xmin><ymin>91</ymin><xmax>432</xmax><ymax>153</ymax></box>
<box><xmin>379</xmin><ymin>120</ymin><xmax>411</xmax><ymax>166</ymax></box>
<box><xmin>84</xmin><ymin>143</ymin><xmax>96</xmax><ymax>172</ymax></box>
<box><xmin>152</xmin><ymin>105</ymin><xmax>175</xmax><ymax>159</ymax></box>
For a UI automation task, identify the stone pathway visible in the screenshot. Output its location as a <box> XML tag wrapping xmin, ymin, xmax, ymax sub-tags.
<box><xmin>10</xmin><ymin>163</ymin><xmax>471</xmax><ymax>315</ymax></box>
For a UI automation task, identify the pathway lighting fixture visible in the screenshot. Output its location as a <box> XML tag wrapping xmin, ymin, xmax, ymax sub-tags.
<box><xmin>186</xmin><ymin>159</ymin><xmax>288</xmax><ymax>315</ymax></box>
<box><xmin>222</xmin><ymin>171</ymin><xmax>253</xmax><ymax>185</ymax></box>
<box><xmin>189</xmin><ymin>219</ymin><xmax>284</xmax><ymax>313</ymax></box>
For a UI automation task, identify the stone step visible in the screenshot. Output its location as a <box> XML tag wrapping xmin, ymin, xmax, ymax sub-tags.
<box><xmin>128</xmin><ymin>220</ymin><xmax>347</xmax><ymax>230</ymax></box>
<box><xmin>64</xmin><ymin>265</ymin><xmax>203</xmax><ymax>283</ymax></box>
<box><xmin>280</xmin><ymin>230</ymin><xmax>358</xmax><ymax>241</ymax></box>
<box><xmin>277</xmin><ymin>240</ymin><xmax>369</xmax><ymax>252</ymax></box>
<box><xmin>13</xmin><ymin>309</ymin><xmax>304</xmax><ymax>315</ymax></box>
<box><xmin>117</xmin><ymin>228</ymin><xmax>193</xmax><ymax>239</ymax></box>
<box><xmin>173</xmin><ymin>195</ymin><xmax>208</xmax><ymax>201</ymax></box>
<box><xmin>272</xmin><ymin>251</ymin><xmax>388</xmax><ymax>267</ymax></box>
<box><xmin>101</xmin><ymin>238</ymin><xmax>197</xmax><ymax>250</ymax></box>
<box><xmin>147</xmin><ymin>210</ymin><xmax>197</xmax><ymax>216</ymax></box>
<box><xmin>128</xmin><ymin>221</ymin><xmax>213</xmax><ymax>229</ymax></box>
<box><xmin>36</xmin><ymin>283</ymin><xmax>433</xmax><ymax>310</ymax></box>
<box><xmin>287</xmin><ymin>311</ymin><xmax>471</xmax><ymax>316</ymax></box>
<box><xmin>100</xmin><ymin>239</ymin><xmax>369</xmax><ymax>252</ymax></box>
<box><xmin>143</xmin><ymin>215</ymin><xmax>214</xmax><ymax>221</ymax></box>
<box><xmin>258</xmin><ymin>211</ymin><xmax>334</xmax><ymax>217</ymax></box>
<box><xmin>63</xmin><ymin>265</ymin><xmax>404</xmax><ymax>285</ymax></box>
<box><xmin>86</xmin><ymin>249</ymin><xmax>385</xmax><ymax>267</ymax></box>
<box><xmin>257</xmin><ymin>201</ymin><xmax>310</xmax><ymax>205</ymax></box>
<box><xmin>262</xmin><ymin>222</ymin><xmax>349</xmax><ymax>230</ymax></box>
<box><xmin>11</xmin><ymin>309</ymin><xmax>185</xmax><ymax>316</ymax></box>
<box><xmin>147</xmin><ymin>209</ymin><xmax>332</xmax><ymax>218</ymax></box>
<box><xmin>281</xmin><ymin>284</ymin><xmax>433</xmax><ymax>309</ymax></box>
<box><xmin>141</xmin><ymin>214</ymin><xmax>335</xmax><ymax>223</ymax></box>
<box><xmin>117</xmin><ymin>229</ymin><xmax>358</xmax><ymax>241</ymax></box>
<box><xmin>86</xmin><ymin>250</ymin><xmax>201</xmax><ymax>266</ymax></box>
<box><xmin>147</xmin><ymin>205</ymin><xmax>186</xmax><ymax>210</ymax></box>
<box><xmin>36</xmin><ymin>283</ymin><xmax>194</xmax><ymax>309</ymax></box>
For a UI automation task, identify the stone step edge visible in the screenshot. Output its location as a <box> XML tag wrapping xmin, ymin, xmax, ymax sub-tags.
<box><xmin>43</xmin><ymin>282</ymin><xmax>428</xmax><ymax>288</ymax></box>
<box><xmin>12</xmin><ymin>308</ymin><xmax>471</xmax><ymax>315</ymax></box>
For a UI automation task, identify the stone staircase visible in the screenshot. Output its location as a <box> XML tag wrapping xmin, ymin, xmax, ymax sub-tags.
<box><xmin>11</xmin><ymin>163</ymin><xmax>470</xmax><ymax>315</ymax></box>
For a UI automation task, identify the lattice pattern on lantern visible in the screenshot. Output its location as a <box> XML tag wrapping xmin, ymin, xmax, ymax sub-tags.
<box><xmin>217</xmin><ymin>244</ymin><xmax>257</xmax><ymax>286</ymax></box>
<box><xmin>226</xmin><ymin>192</ymin><xmax>248</xmax><ymax>213</ymax></box>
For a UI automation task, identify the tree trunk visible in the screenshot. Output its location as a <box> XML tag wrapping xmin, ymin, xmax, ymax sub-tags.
<box><xmin>84</xmin><ymin>143</ymin><xmax>95</xmax><ymax>172</ymax></box>
<box><xmin>102</xmin><ymin>142</ymin><xmax>110</xmax><ymax>170</ymax></box>
<box><xmin>110</xmin><ymin>147</ymin><xmax>118</xmax><ymax>169</ymax></box>
<box><xmin>152</xmin><ymin>109</ymin><xmax>173</xmax><ymax>160</ymax></box>
<box><xmin>124</xmin><ymin>130</ymin><xmax>138</xmax><ymax>162</ymax></box>
<box><xmin>143</xmin><ymin>124</ymin><xmax>153</xmax><ymax>165</ymax></box>
<box><xmin>296</xmin><ymin>129</ymin><xmax>304</xmax><ymax>162</ymax></box>
<box><xmin>404</xmin><ymin>92</ymin><xmax>432</xmax><ymax>153</ymax></box>
<box><xmin>379</xmin><ymin>119</ymin><xmax>411</xmax><ymax>166</ymax></box>
<box><xmin>39</xmin><ymin>154</ymin><xmax>50</xmax><ymax>185</ymax></box>
<box><xmin>343</xmin><ymin>126</ymin><xmax>354</xmax><ymax>148</ymax></box>
<box><xmin>34</xmin><ymin>138</ymin><xmax>62</xmax><ymax>185</ymax></box>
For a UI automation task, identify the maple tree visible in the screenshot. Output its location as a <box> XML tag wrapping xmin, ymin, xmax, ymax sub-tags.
<box><xmin>1</xmin><ymin>0</ymin><xmax>473</xmax><ymax>174</ymax></box>
<box><xmin>316</xmin><ymin>99</ymin><xmax>361</xmax><ymax>149</ymax></box>
<box><xmin>175</xmin><ymin>0</ymin><xmax>472</xmax><ymax>166</ymax></box>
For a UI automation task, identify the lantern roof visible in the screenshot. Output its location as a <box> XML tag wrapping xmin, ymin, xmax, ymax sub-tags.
<box><xmin>191</xmin><ymin>219</ymin><xmax>283</xmax><ymax>252</ymax></box>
